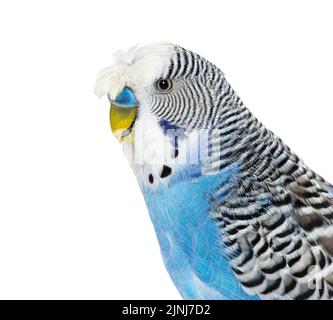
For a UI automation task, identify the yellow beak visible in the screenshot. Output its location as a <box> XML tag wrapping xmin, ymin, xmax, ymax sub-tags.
<box><xmin>110</xmin><ymin>104</ymin><xmax>137</xmax><ymax>143</ymax></box>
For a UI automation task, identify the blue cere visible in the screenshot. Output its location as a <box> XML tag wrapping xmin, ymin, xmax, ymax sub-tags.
<box><xmin>114</xmin><ymin>86</ymin><xmax>138</xmax><ymax>107</ymax></box>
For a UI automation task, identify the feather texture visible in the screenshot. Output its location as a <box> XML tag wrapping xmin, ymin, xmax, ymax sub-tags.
<box><xmin>96</xmin><ymin>43</ymin><xmax>333</xmax><ymax>299</ymax></box>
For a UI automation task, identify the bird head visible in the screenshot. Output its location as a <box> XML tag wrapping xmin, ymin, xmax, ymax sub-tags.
<box><xmin>95</xmin><ymin>43</ymin><xmax>230</xmax><ymax>189</ymax></box>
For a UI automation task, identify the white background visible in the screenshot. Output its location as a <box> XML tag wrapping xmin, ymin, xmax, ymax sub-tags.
<box><xmin>0</xmin><ymin>0</ymin><xmax>332</xmax><ymax>299</ymax></box>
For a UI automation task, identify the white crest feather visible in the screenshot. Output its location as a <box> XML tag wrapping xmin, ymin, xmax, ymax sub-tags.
<box><xmin>94</xmin><ymin>42</ymin><xmax>175</xmax><ymax>98</ymax></box>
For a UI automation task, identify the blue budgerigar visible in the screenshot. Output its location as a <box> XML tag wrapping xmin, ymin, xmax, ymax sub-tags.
<box><xmin>95</xmin><ymin>43</ymin><xmax>333</xmax><ymax>300</ymax></box>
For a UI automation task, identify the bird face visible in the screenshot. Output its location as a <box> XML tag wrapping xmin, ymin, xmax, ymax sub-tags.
<box><xmin>95</xmin><ymin>43</ymin><xmax>225</xmax><ymax>189</ymax></box>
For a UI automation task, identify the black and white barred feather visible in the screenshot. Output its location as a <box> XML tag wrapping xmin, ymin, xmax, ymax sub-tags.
<box><xmin>150</xmin><ymin>46</ymin><xmax>333</xmax><ymax>300</ymax></box>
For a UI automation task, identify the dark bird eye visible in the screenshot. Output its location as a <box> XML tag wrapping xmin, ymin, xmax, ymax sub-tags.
<box><xmin>155</xmin><ymin>79</ymin><xmax>173</xmax><ymax>93</ymax></box>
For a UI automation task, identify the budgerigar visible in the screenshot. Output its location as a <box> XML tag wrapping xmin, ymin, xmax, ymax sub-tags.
<box><xmin>95</xmin><ymin>43</ymin><xmax>333</xmax><ymax>300</ymax></box>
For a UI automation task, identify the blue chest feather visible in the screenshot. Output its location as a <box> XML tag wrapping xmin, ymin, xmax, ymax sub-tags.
<box><xmin>143</xmin><ymin>164</ymin><xmax>259</xmax><ymax>300</ymax></box>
